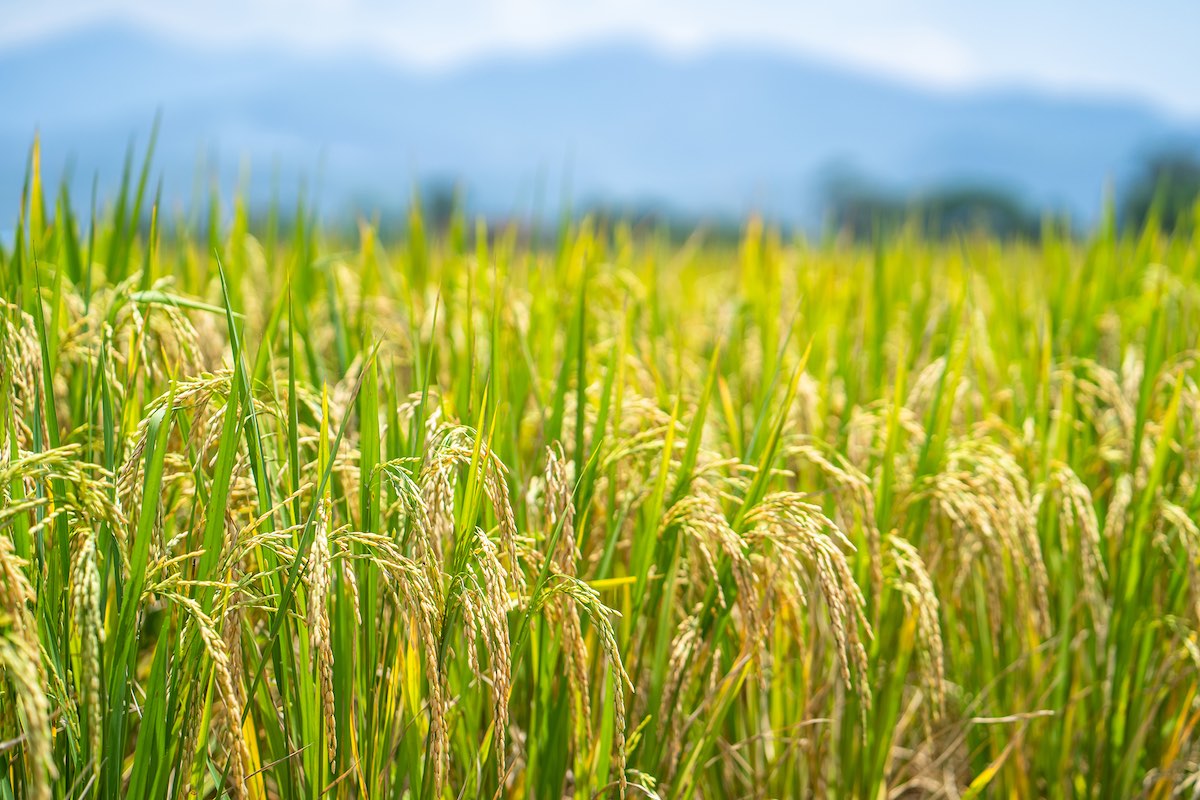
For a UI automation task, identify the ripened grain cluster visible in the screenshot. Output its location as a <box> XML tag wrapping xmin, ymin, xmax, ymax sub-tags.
<box><xmin>2</xmin><ymin>143</ymin><xmax>1200</xmax><ymax>798</ymax></box>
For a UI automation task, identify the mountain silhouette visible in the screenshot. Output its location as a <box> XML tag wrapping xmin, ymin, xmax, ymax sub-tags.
<box><xmin>2</xmin><ymin>22</ymin><xmax>1197</xmax><ymax>226</ymax></box>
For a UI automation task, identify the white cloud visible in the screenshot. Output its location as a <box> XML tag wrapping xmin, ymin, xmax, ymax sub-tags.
<box><xmin>828</xmin><ymin>26</ymin><xmax>978</xmax><ymax>87</ymax></box>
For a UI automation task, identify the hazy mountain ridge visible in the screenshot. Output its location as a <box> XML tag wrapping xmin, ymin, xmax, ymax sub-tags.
<box><xmin>2</xmin><ymin>22</ymin><xmax>1197</xmax><ymax>225</ymax></box>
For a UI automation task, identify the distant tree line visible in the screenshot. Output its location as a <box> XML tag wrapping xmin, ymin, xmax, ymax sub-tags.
<box><xmin>1119</xmin><ymin>151</ymin><xmax>1200</xmax><ymax>233</ymax></box>
<box><xmin>290</xmin><ymin>149</ymin><xmax>1200</xmax><ymax>246</ymax></box>
<box><xmin>826</xmin><ymin>182</ymin><xmax>1041</xmax><ymax>240</ymax></box>
<box><xmin>826</xmin><ymin>149</ymin><xmax>1200</xmax><ymax>240</ymax></box>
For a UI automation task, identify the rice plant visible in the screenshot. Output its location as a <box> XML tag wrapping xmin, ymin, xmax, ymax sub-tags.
<box><xmin>2</xmin><ymin>139</ymin><xmax>1200</xmax><ymax>798</ymax></box>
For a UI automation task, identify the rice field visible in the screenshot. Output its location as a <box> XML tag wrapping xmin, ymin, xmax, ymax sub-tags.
<box><xmin>2</xmin><ymin>142</ymin><xmax>1200</xmax><ymax>799</ymax></box>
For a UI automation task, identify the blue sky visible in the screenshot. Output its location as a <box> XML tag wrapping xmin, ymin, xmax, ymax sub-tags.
<box><xmin>3</xmin><ymin>0</ymin><xmax>1198</xmax><ymax>117</ymax></box>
